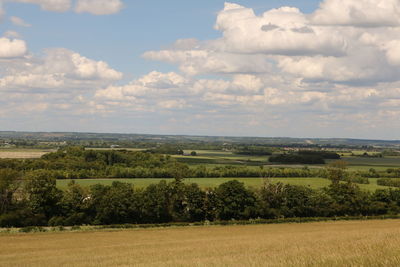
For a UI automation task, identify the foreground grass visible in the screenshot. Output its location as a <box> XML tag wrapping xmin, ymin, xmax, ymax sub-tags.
<box><xmin>57</xmin><ymin>177</ymin><xmax>391</xmax><ymax>191</ymax></box>
<box><xmin>1</xmin><ymin>220</ymin><xmax>399</xmax><ymax>266</ymax></box>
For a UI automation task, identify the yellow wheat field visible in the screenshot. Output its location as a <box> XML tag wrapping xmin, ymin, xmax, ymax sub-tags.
<box><xmin>0</xmin><ymin>150</ymin><xmax>52</xmax><ymax>159</ymax></box>
<box><xmin>0</xmin><ymin>220</ymin><xmax>400</xmax><ymax>266</ymax></box>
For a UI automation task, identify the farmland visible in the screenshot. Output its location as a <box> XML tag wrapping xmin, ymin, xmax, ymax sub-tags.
<box><xmin>56</xmin><ymin>177</ymin><xmax>391</xmax><ymax>191</ymax></box>
<box><xmin>0</xmin><ymin>219</ymin><xmax>399</xmax><ymax>266</ymax></box>
<box><xmin>175</xmin><ymin>150</ymin><xmax>400</xmax><ymax>171</ymax></box>
<box><xmin>0</xmin><ymin>149</ymin><xmax>55</xmax><ymax>159</ymax></box>
<box><xmin>2</xmin><ymin>147</ymin><xmax>400</xmax><ymax>171</ymax></box>
<box><xmin>2</xmin><ymin>144</ymin><xmax>400</xmax><ymax>228</ymax></box>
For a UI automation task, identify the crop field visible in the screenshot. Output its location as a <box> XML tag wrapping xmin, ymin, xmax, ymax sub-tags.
<box><xmin>0</xmin><ymin>220</ymin><xmax>399</xmax><ymax>266</ymax></box>
<box><xmin>2</xmin><ymin>148</ymin><xmax>399</xmax><ymax>170</ymax></box>
<box><xmin>56</xmin><ymin>177</ymin><xmax>391</xmax><ymax>191</ymax></box>
<box><xmin>0</xmin><ymin>149</ymin><xmax>54</xmax><ymax>159</ymax></box>
<box><xmin>176</xmin><ymin>150</ymin><xmax>400</xmax><ymax>170</ymax></box>
<box><xmin>339</xmin><ymin>156</ymin><xmax>400</xmax><ymax>171</ymax></box>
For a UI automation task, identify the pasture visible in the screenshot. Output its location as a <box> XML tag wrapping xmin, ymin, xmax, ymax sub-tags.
<box><xmin>0</xmin><ymin>220</ymin><xmax>399</xmax><ymax>266</ymax></box>
<box><xmin>56</xmin><ymin>177</ymin><xmax>391</xmax><ymax>191</ymax></box>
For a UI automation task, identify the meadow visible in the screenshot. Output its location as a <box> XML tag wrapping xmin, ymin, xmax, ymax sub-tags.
<box><xmin>56</xmin><ymin>177</ymin><xmax>391</xmax><ymax>191</ymax></box>
<box><xmin>0</xmin><ymin>219</ymin><xmax>399</xmax><ymax>266</ymax></box>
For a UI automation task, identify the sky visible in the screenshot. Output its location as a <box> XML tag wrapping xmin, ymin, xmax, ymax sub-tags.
<box><xmin>0</xmin><ymin>0</ymin><xmax>399</xmax><ymax>140</ymax></box>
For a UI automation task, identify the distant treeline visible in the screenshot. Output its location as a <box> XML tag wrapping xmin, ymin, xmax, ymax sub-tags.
<box><xmin>144</xmin><ymin>145</ymin><xmax>184</xmax><ymax>155</ymax></box>
<box><xmin>233</xmin><ymin>146</ymin><xmax>273</xmax><ymax>156</ymax></box>
<box><xmin>1</xmin><ymin>168</ymin><xmax>400</xmax><ymax>227</ymax></box>
<box><xmin>269</xmin><ymin>151</ymin><xmax>341</xmax><ymax>164</ymax></box>
<box><xmin>0</xmin><ymin>148</ymin><xmax>398</xmax><ymax>180</ymax></box>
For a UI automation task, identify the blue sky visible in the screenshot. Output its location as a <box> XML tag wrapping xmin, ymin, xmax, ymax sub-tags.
<box><xmin>2</xmin><ymin>1</ymin><xmax>321</xmax><ymax>77</ymax></box>
<box><xmin>1</xmin><ymin>0</ymin><xmax>400</xmax><ymax>139</ymax></box>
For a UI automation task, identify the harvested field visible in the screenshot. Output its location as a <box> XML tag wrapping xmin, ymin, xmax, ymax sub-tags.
<box><xmin>0</xmin><ymin>220</ymin><xmax>399</xmax><ymax>266</ymax></box>
<box><xmin>0</xmin><ymin>150</ymin><xmax>52</xmax><ymax>159</ymax></box>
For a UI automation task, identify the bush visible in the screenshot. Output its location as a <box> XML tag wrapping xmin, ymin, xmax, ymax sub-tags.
<box><xmin>377</xmin><ymin>178</ymin><xmax>400</xmax><ymax>188</ymax></box>
<box><xmin>19</xmin><ymin>226</ymin><xmax>47</xmax><ymax>233</ymax></box>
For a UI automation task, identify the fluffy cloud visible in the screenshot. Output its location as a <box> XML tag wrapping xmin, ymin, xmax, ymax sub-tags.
<box><xmin>10</xmin><ymin>16</ymin><xmax>31</xmax><ymax>27</ymax></box>
<box><xmin>213</xmin><ymin>3</ymin><xmax>347</xmax><ymax>56</ymax></box>
<box><xmin>13</xmin><ymin>0</ymin><xmax>72</xmax><ymax>12</ymax></box>
<box><xmin>0</xmin><ymin>37</ymin><xmax>27</xmax><ymax>58</ymax></box>
<box><xmin>144</xmin><ymin>2</ymin><xmax>400</xmax><ymax>86</ymax></box>
<box><xmin>95</xmin><ymin>72</ymin><xmax>187</xmax><ymax>103</ymax></box>
<box><xmin>0</xmin><ymin>48</ymin><xmax>122</xmax><ymax>90</ymax></box>
<box><xmin>75</xmin><ymin>0</ymin><xmax>124</xmax><ymax>15</ymax></box>
<box><xmin>2</xmin><ymin>0</ymin><xmax>400</xmax><ymax>138</ymax></box>
<box><xmin>311</xmin><ymin>0</ymin><xmax>400</xmax><ymax>27</ymax></box>
<box><xmin>143</xmin><ymin>45</ymin><xmax>273</xmax><ymax>76</ymax></box>
<box><xmin>384</xmin><ymin>40</ymin><xmax>400</xmax><ymax>66</ymax></box>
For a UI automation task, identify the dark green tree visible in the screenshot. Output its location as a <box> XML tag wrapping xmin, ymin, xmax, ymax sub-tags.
<box><xmin>140</xmin><ymin>180</ymin><xmax>171</xmax><ymax>223</ymax></box>
<box><xmin>58</xmin><ymin>180</ymin><xmax>90</xmax><ymax>225</ymax></box>
<box><xmin>24</xmin><ymin>170</ymin><xmax>63</xmax><ymax>225</ymax></box>
<box><xmin>0</xmin><ymin>169</ymin><xmax>21</xmax><ymax>214</ymax></box>
<box><xmin>215</xmin><ymin>180</ymin><xmax>256</xmax><ymax>220</ymax></box>
<box><xmin>95</xmin><ymin>182</ymin><xmax>139</xmax><ymax>224</ymax></box>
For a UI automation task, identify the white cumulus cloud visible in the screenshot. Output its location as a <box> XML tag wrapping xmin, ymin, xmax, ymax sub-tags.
<box><xmin>0</xmin><ymin>47</ymin><xmax>122</xmax><ymax>91</ymax></box>
<box><xmin>311</xmin><ymin>0</ymin><xmax>400</xmax><ymax>27</ymax></box>
<box><xmin>0</xmin><ymin>37</ymin><xmax>27</xmax><ymax>58</ymax></box>
<box><xmin>214</xmin><ymin>3</ymin><xmax>347</xmax><ymax>56</ymax></box>
<box><xmin>75</xmin><ymin>0</ymin><xmax>123</xmax><ymax>15</ymax></box>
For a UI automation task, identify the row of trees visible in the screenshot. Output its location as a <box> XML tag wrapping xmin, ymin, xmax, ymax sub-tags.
<box><xmin>0</xmin><ymin>148</ymin><xmax>398</xmax><ymax>181</ymax></box>
<box><xmin>377</xmin><ymin>178</ymin><xmax>400</xmax><ymax>188</ymax></box>
<box><xmin>1</xmin><ymin>168</ymin><xmax>400</xmax><ymax>227</ymax></box>
<box><xmin>269</xmin><ymin>151</ymin><xmax>341</xmax><ymax>164</ymax></box>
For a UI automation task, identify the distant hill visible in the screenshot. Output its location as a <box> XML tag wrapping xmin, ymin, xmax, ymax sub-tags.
<box><xmin>0</xmin><ymin>131</ymin><xmax>399</xmax><ymax>148</ymax></box>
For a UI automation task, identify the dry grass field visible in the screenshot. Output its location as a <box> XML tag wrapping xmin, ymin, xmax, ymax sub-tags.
<box><xmin>0</xmin><ymin>149</ymin><xmax>54</xmax><ymax>159</ymax></box>
<box><xmin>1</xmin><ymin>220</ymin><xmax>400</xmax><ymax>266</ymax></box>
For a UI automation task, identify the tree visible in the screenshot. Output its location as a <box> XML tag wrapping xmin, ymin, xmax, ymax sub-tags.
<box><xmin>140</xmin><ymin>181</ymin><xmax>171</xmax><ymax>223</ymax></box>
<box><xmin>215</xmin><ymin>180</ymin><xmax>256</xmax><ymax>220</ymax></box>
<box><xmin>257</xmin><ymin>182</ymin><xmax>286</xmax><ymax>218</ymax></box>
<box><xmin>59</xmin><ymin>180</ymin><xmax>90</xmax><ymax>225</ymax></box>
<box><xmin>182</xmin><ymin>183</ymin><xmax>206</xmax><ymax>222</ymax></box>
<box><xmin>167</xmin><ymin>178</ymin><xmax>189</xmax><ymax>221</ymax></box>
<box><xmin>94</xmin><ymin>182</ymin><xmax>139</xmax><ymax>224</ymax></box>
<box><xmin>0</xmin><ymin>169</ymin><xmax>21</xmax><ymax>214</ymax></box>
<box><xmin>24</xmin><ymin>170</ymin><xmax>63</xmax><ymax>225</ymax></box>
<box><xmin>326</xmin><ymin>160</ymin><xmax>348</xmax><ymax>184</ymax></box>
<box><xmin>324</xmin><ymin>182</ymin><xmax>371</xmax><ymax>216</ymax></box>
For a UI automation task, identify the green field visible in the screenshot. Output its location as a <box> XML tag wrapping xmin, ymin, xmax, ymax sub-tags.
<box><xmin>2</xmin><ymin>148</ymin><xmax>400</xmax><ymax>171</ymax></box>
<box><xmin>2</xmin><ymin>148</ymin><xmax>400</xmax><ymax>192</ymax></box>
<box><xmin>57</xmin><ymin>177</ymin><xmax>391</xmax><ymax>191</ymax></box>
<box><xmin>338</xmin><ymin>156</ymin><xmax>400</xmax><ymax>171</ymax></box>
<box><xmin>177</xmin><ymin>150</ymin><xmax>400</xmax><ymax>170</ymax></box>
